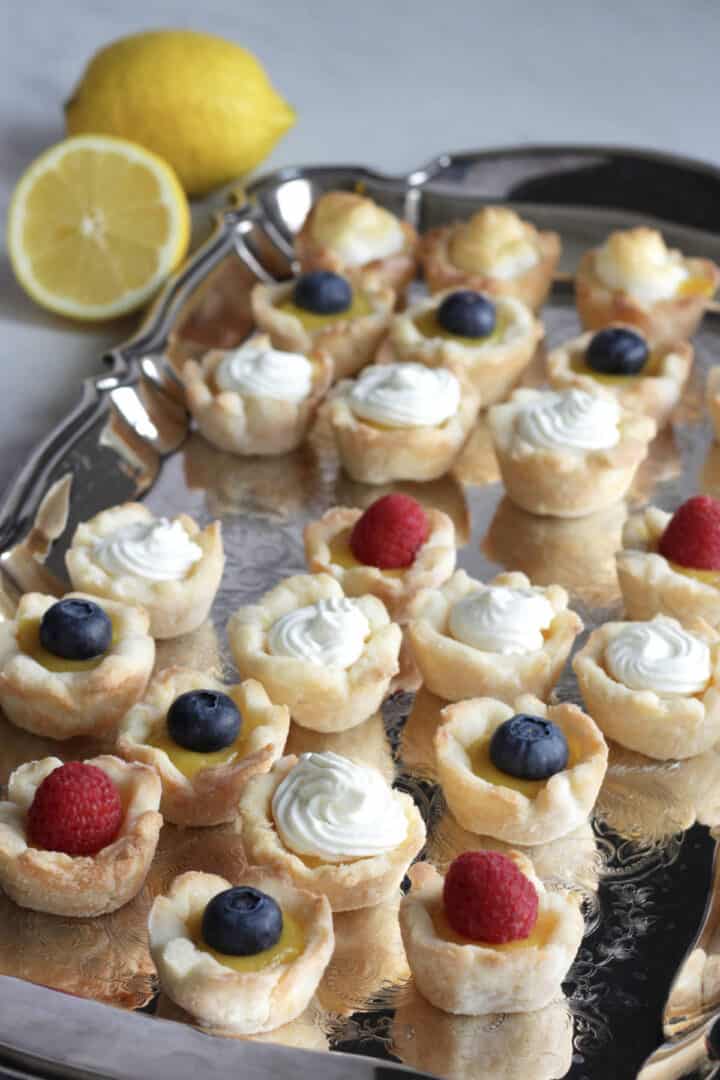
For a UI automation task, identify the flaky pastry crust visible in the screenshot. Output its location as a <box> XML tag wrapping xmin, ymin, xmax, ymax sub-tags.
<box><xmin>0</xmin><ymin>591</ymin><xmax>154</xmax><ymax>739</ymax></box>
<box><xmin>181</xmin><ymin>334</ymin><xmax>334</xmax><ymax>455</ymax></box>
<box><xmin>250</xmin><ymin>279</ymin><xmax>395</xmax><ymax>381</ymax></box>
<box><xmin>238</xmin><ymin>755</ymin><xmax>426</xmax><ymax>911</ymax></box>
<box><xmin>227</xmin><ymin>573</ymin><xmax>401</xmax><ymax>732</ymax></box>
<box><xmin>148</xmin><ymin>868</ymin><xmax>333</xmax><ymax>1035</ymax></box>
<box><xmin>303</xmin><ymin>506</ymin><xmax>456</xmax><ymax>622</ymax></box>
<box><xmin>0</xmin><ymin>755</ymin><xmax>162</xmax><ymax>917</ymax></box>
<box><xmin>66</xmin><ymin>503</ymin><xmax>224</xmax><ymax>640</ymax></box>
<box><xmin>407</xmin><ymin>570</ymin><xmax>582</xmax><ymax>703</ymax></box>
<box><xmin>399</xmin><ymin>857</ymin><xmax>583</xmax><ymax>1014</ymax></box>
<box><xmin>116</xmin><ymin>667</ymin><xmax>290</xmax><ymax>827</ymax></box>
<box><xmin>488</xmin><ymin>387</ymin><xmax>656</xmax><ymax>517</ymax></box>
<box><xmin>435</xmin><ymin>694</ymin><xmax>608</xmax><ymax>845</ymax></box>
<box><xmin>573</xmin><ymin>618</ymin><xmax>720</xmax><ymax>759</ymax></box>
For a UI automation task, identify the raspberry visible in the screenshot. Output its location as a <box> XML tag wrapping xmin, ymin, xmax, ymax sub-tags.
<box><xmin>349</xmin><ymin>494</ymin><xmax>429</xmax><ymax>570</ymax></box>
<box><xmin>27</xmin><ymin>762</ymin><xmax>123</xmax><ymax>856</ymax></box>
<box><xmin>443</xmin><ymin>851</ymin><xmax>538</xmax><ymax>944</ymax></box>
<box><xmin>658</xmin><ymin>495</ymin><xmax>720</xmax><ymax>571</ymax></box>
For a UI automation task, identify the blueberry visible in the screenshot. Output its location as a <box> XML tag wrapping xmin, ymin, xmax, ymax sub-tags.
<box><xmin>293</xmin><ymin>270</ymin><xmax>352</xmax><ymax>315</ymax></box>
<box><xmin>39</xmin><ymin>598</ymin><xmax>112</xmax><ymax>661</ymax></box>
<box><xmin>202</xmin><ymin>886</ymin><xmax>283</xmax><ymax>956</ymax></box>
<box><xmin>586</xmin><ymin>327</ymin><xmax>649</xmax><ymax>376</ymax></box>
<box><xmin>437</xmin><ymin>290</ymin><xmax>496</xmax><ymax>338</ymax></box>
<box><xmin>167</xmin><ymin>690</ymin><xmax>241</xmax><ymax>753</ymax></box>
<box><xmin>490</xmin><ymin>713</ymin><xmax>569</xmax><ymax>781</ymax></box>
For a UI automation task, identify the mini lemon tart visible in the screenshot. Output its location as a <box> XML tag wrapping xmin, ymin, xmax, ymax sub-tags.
<box><xmin>575</xmin><ymin>226</ymin><xmax>719</xmax><ymax>347</ymax></box>
<box><xmin>227</xmin><ymin>573</ymin><xmax>401</xmax><ymax>732</ymax></box>
<box><xmin>407</xmin><ymin>570</ymin><xmax>582</xmax><ymax>704</ymax></box>
<box><xmin>0</xmin><ymin>755</ymin><xmax>162</xmax><ymax>917</ymax></box>
<box><xmin>148</xmin><ymin>869</ymin><xmax>334</xmax><ymax>1035</ymax></box>
<box><xmin>304</xmin><ymin>494</ymin><xmax>456</xmax><ymax>623</ymax></box>
<box><xmin>547</xmin><ymin>324</ymin><xmax>693</xmax><ymax>428</ymax></box>
<box><xmin>434</xmin><ymin>695</ymin><xmax>607</xmax><ymax>844</ymax></box>
<box><xmin>238</xmin><ymin>751</ymin><xmax>426</xmax><ymax>912</ymax></box>
<box><xmin>0</xmin><ymin>592</ymin><xmax>154</xmax><ymax>739</ymax></box>
<box><xmin>250</xmin><ymin>272</ymin><xmax>394</xmax><ymax>382</ymax></box>
<box><xmin>390</xmin><ymin>288</ymin><xmax>543</xmax><ymax>405</ymax></box>
<box><xmin>116</xmin><ymin>667</ymin><xmax>290</xmax><ymax>827</ymax></box>
<box><xmin>182</xmin><ymin>333</ymin><xmax>333</xmax><ymax>456</ymax></box>
<box><xmin>65</xmin><ymin>503</ymin><xmax>224</xmax><ymax>640</ymax></box>
<box><xmin>573</xmin><ymin>614</ymin><xmax>720</xmax><ymax>760</ymax></box>
<box><xmin>294</xmin><ymin>190</ymin><xmax>419</xmax><ymax>296</ymax></box>
<box><xmin>707</xmin><ymin>368</ymin><xmax>720</xmax><ymax>442</ymax></box>
<box><xmin>326</xmin><ymin>361</ymin><xmax>480</xmax><ymax>485</ymax></box>
<box><xmin>399</xmin><ymin>853</ymin><xmax>584</xmax><ymax>1015</ymax></box>
<box><xmin>420</xmin><ymin>207</ymin><xmax>561</xmax><ymax>312</ymax></box>
<box><xmin>488</xmin><ymin>387</ymin><xmax>656</xmax><ymax>517</ymax></box>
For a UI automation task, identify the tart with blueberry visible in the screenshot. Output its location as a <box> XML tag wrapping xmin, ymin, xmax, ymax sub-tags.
<box><xmin>0</xmin><ymin>756</ymin><xmax>161</xmax><ymax>916</ymax></box>
<box><xmin>407</xmin><ymin>570</ymin><xmax>582</xmax><ymax>703</ymax></box>
<box><xmin>182</xmin><ymin>333</ymin><xmax>333</xmax><ymax>456</ymax></box>
<box><xmin>227</xmin><ymin>573</ymin><xmax>401</xmax><ymax>732</ymax></box>
<box><xmin>304</xmin><ymin>494</ymin><xmax>456</xmax><ymax>623</ymax></box>
<box><xmin>294</xmin><ymin>191</ymin><xmax>419</xmax><ymax>296</ymax></box>
<box><xmin>66</xmin><ymin>502</ymin><xmax>224</xmax><ymax>640</ymax></box>
<box><xmin>547</xmin><ymin>324</ymin><xmax>693</xmax><ymax>427</ymax></box>
<box><xmin>399</xmin><ymin>851</ymin><xmax>584</xmax><ymax>1015</ymax></box>
<box><xmin>390</xmin><ymin>288</ymin><xmax>543</xmax><ymax>404</ymax></box>
<box><xmin>326</xmin><ymin>360</ymin><xmax>479</xmax><ymax>484</ymax></box>
<box><xmin>117</xmin><ymin>667</ymin><xmax>290</xmax><ymax>827</ymax></box>
<box><xmin>434</xmin><ymin>695</ymin><xmax>607</xmax><ymax>844</ymax></box>
<box><xmin>0</xmin><ymin>593</ymin><xmax>154</xmax><ymax>739</ymax></box>
<box><xmin>148</xmin><ymin>870</ymin><xmax>333</xmax><ymax>1035</ymax></box>
<box><xmin>616</xmin><ymin>495</ymin><xmax>720</xmax><ymax>626</ymax></box>
<box><xmin>488</xmin><ymin>386</ymin><xmax>656</xmax><ymax>517</ymax></box>
<box><xmin>251</xmin><ymin>270</ymin><xmax>394</xmax><ymax>382</ymax></box>
<box><xmin>574</xmin><ymin>613</ymin><xmax>720</xmax><ymax>760</ymax></box>
<box><xmin>575</xmin><ymin>226</ymin><xmax>719</xmax><ymax>347</ymax></box>
<box><xmin>238</xmin><ymin>751</ymin><xmax>426</xmax><ymax>912</ymax></box>
<box><xmin>420</xmin><ymin>207</ymin><xmax>561</xmax><ymax>312</ymax></box>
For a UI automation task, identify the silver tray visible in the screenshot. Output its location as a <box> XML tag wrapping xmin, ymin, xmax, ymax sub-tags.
<box><xmin>2</xmin><ymin>145</ymin><xmax>720</xmax><ymax>1080</ymax></box>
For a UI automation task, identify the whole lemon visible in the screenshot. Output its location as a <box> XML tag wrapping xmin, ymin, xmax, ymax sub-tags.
<box><xmin>65</xmin><ymin>30</ymin><xmax>296</xmax><ymax>196</ymax></box>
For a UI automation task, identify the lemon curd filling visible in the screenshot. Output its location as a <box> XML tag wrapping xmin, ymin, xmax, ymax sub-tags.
<box><xmin>667</xmin><ymin>561</ymin><xmax>720</xmax><ymax>588</ymax></box>
<box><xmin>148</xmin><ymin>708</ymin><xmax>261</xmax><ymax>778</ymax></box>
<box><xmin>571</xmin><ymin>349</ymin><xmax>663</xmax><ymax>386</ymax></box>
<box><xmin>468</xmin><ymin>731</ymin><xmax>579</xmax><ymax>798</ymax></box>
<box><xmin>678</xmin><ymin>275</ymin><xmax>716</xmax><ymax>299</ymax></box>
<box><xmin>432</xmin><ymin>904</ymin><xmax>556</xmax><ymax>952</ymax></box>
<box><xmin>277</xmin><ymin>292</ymin><xmax>372</xmax><ymax>332</ymax></box>
<box><xmin>190</xmin><ymin>910</ymin><xmax>305</xmax><ymax>973</ymax></box>
<box><xmin>414</xmin><ymin>309</ymin><xmax>507</xmax><ymax>347</ymax></box>
<box><xmin>17</xmin><ymin>617</ymin><xmax>116</xmax><ymax>673</ymax></box>
<box><xmin>328</xmin><ymin>528</ymin><xmax>405</xmax><ymax>577</ymax></box>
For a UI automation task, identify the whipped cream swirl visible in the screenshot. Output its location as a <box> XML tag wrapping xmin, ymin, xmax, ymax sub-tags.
<box><xmin>272</xmin><ymin>751</ymin><xmax>408</xmax><ymax>861</ymax></box>
<box><xmin>267</xmin><ymin>597</ymin><xmax>369</xmax><ymax>669</ymax></box>
<box><xmin>215</xmin><ymin>340</ymin><xmax>313</xmax><ymax>403</ymax></box>
<box><xmin>515</xmin><ymin>389</ymin><xmax>620</xmax><ymax>452</ymax></box>
<box><xmin>449</xmin><ymin>586</ymin><xmax>554</xmax><ymax>654</ymax></box>
<box><xmin>347</xmin><ymin>363</ymin><xmax>460</xmax><ymax>428</ymax></box>
<box><xmin>605</xmin><ymin>616</ymin><xmax>711</xmax><ymax>695</ymax></box>
<box><xmin>595</xmin><ymin>228</ymin><xmax>688</xmax><ymax>304</ymax></box>
<box><xmin>94</xmin><ymin>518</ymin><xmax>202</xmax><ymax>581</ymax></box>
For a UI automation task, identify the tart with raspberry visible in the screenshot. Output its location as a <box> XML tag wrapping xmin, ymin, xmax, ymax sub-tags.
<box><xmin>616</xmin><ymin>496</ymin><xmax>720</xmax><ymax>626</ymax></box>
<box><xmin>399</xmin><ymin>851</ymin><xmax>584</xmax><ymax>1014</ymax></box>
<box><xmin>148</xmin><ymin>869</ymin><xmax>333</xmax><ymax>1035</ymax></box>
<box><xmin>116</xmin><ymin>667</ymin><xmax>290</xmax><ymax>827</ymax></box>
<box><xmin>304</xmin><ymin>494</ymin><xmax>456</xmax><ymax>623</ymax></box>
<box><xmin>227</xmin><ymin>573</ymin><xmax>401</xmax><ymax>732</ymax></box>
<box><xmin>0</xmin><ymin>756</ymin><xmax>162</xmax><ymax>916</ymax></box>
<box><xmin>294</xmin><ymin>191</ymin><xmax>419</xmax><ymax>296</ymax></box>
<box><xmin>575</xmin><ymin>226</ymin><xmax>719</xmax><ymax>347</ymax></box>
<box><xmin>406</xmin><ymin>569</ymin><xmax>582</xmax><ymax>703</ymax></box>
<box><xmin>0</xmin><ymin>593</ymin><xmax>154</xmax><ymax>739</ymax></box>
<box><xmin>547</xmin><ymin>324</ymin><xmax>693</xmax><ymax>428</ymax></box>
<box><xmin>420</xmin><ymin>207</ymin><xmax>561</xmax><ymax>312</ymax></box>
<box><xmin>434</xmin><ymin>695</ymin><xmax>607</xmax><ymax>845</ymax></box>
<box><xmin>390</xmin><ymin>288</ymin><xmax>543</xmax><ymax>405</ymax></box>
<box><xmin>251</xmin><ymin>270</ymin><xmax>394</xmax><ymax>382</ymax></box>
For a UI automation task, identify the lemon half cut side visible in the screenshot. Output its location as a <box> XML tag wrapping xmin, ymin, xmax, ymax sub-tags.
<box><xmin>7</xmin><ymin>135</ymin><xmax>190</xmax><ymax>321</ymax></box>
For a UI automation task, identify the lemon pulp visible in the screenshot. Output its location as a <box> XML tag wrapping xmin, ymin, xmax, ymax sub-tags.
<box><xmin>468</xmin><ymin>730</ymin><xmax>580</xmax><ymax>799</ymax></box>
<box><xmin>668</xmin><ymin>561</ymin><xmax>720</xmax><ymax>587</ymax></box>
<box><xmin>190</xmin><ymin>910</ymin><xmax>304</xmax><ymax>973</ymax></box>
<box><xmin>329</xmin><ymin>528</ymin><xmax>404</xmax><ymax>578</ymax></box>
<box><xmin>277</xmin><ymin>292</ymin><xmax>371</xmax><ymax>332</ymax></box>
<box><xmin>414</xmin><ymin>310</ymin><xmax>506</xmax><ymax>347</ymax></box>
<box><xmin>570</xmin><ymin>350</ymin><xmax>662</xmax><ymax>386</ymax></box>
<box><xmin>678</xmin><ymin>275</ymin><xmax>716</xmax><ymax>298</ymax></box>
<box><xmin>432</xmin><ymin>904</ymin><xmax>555</xmax><ymax>952</ymax></box>
<box><xmin>17</xmin><ymin>617</ymin><xmax>116</xmax><ymax>673</ymax></box>
<box><xmin>148</xmin><ymin>708</ymin><xmax>263</xmax><ymax>778</ymax></box>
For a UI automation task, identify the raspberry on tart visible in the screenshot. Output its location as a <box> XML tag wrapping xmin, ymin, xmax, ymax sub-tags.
<box><xmin>658</xmin><ymin>495</ymin><xmax>720</xmax><ymax>571</ymax></box>
<box><xmin>349</xmin><ymin>493</ymin><xmax>430</xmax><ymax>569</ymax></box>
<box><xmin>442</xmin><ymin>850</ymin><xmax>538</xmax><ymax>944</ymax></box>
<box><xmin>27</xmin><ymin>762</ymin><xmax>122</xmax><ymax>856</ymax></box>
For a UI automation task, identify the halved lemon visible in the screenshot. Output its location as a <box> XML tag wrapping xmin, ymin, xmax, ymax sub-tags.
<box><xmin>7</xmin><ymin>135</ymin><xmax>190</xmax><ymax>321</ymax></box>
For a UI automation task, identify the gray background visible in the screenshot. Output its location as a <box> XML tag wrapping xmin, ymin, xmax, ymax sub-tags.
<box><xmin>2</xmin><ymin>0</ymin><xmax>719</xmax><ymax>494</ymax></box>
